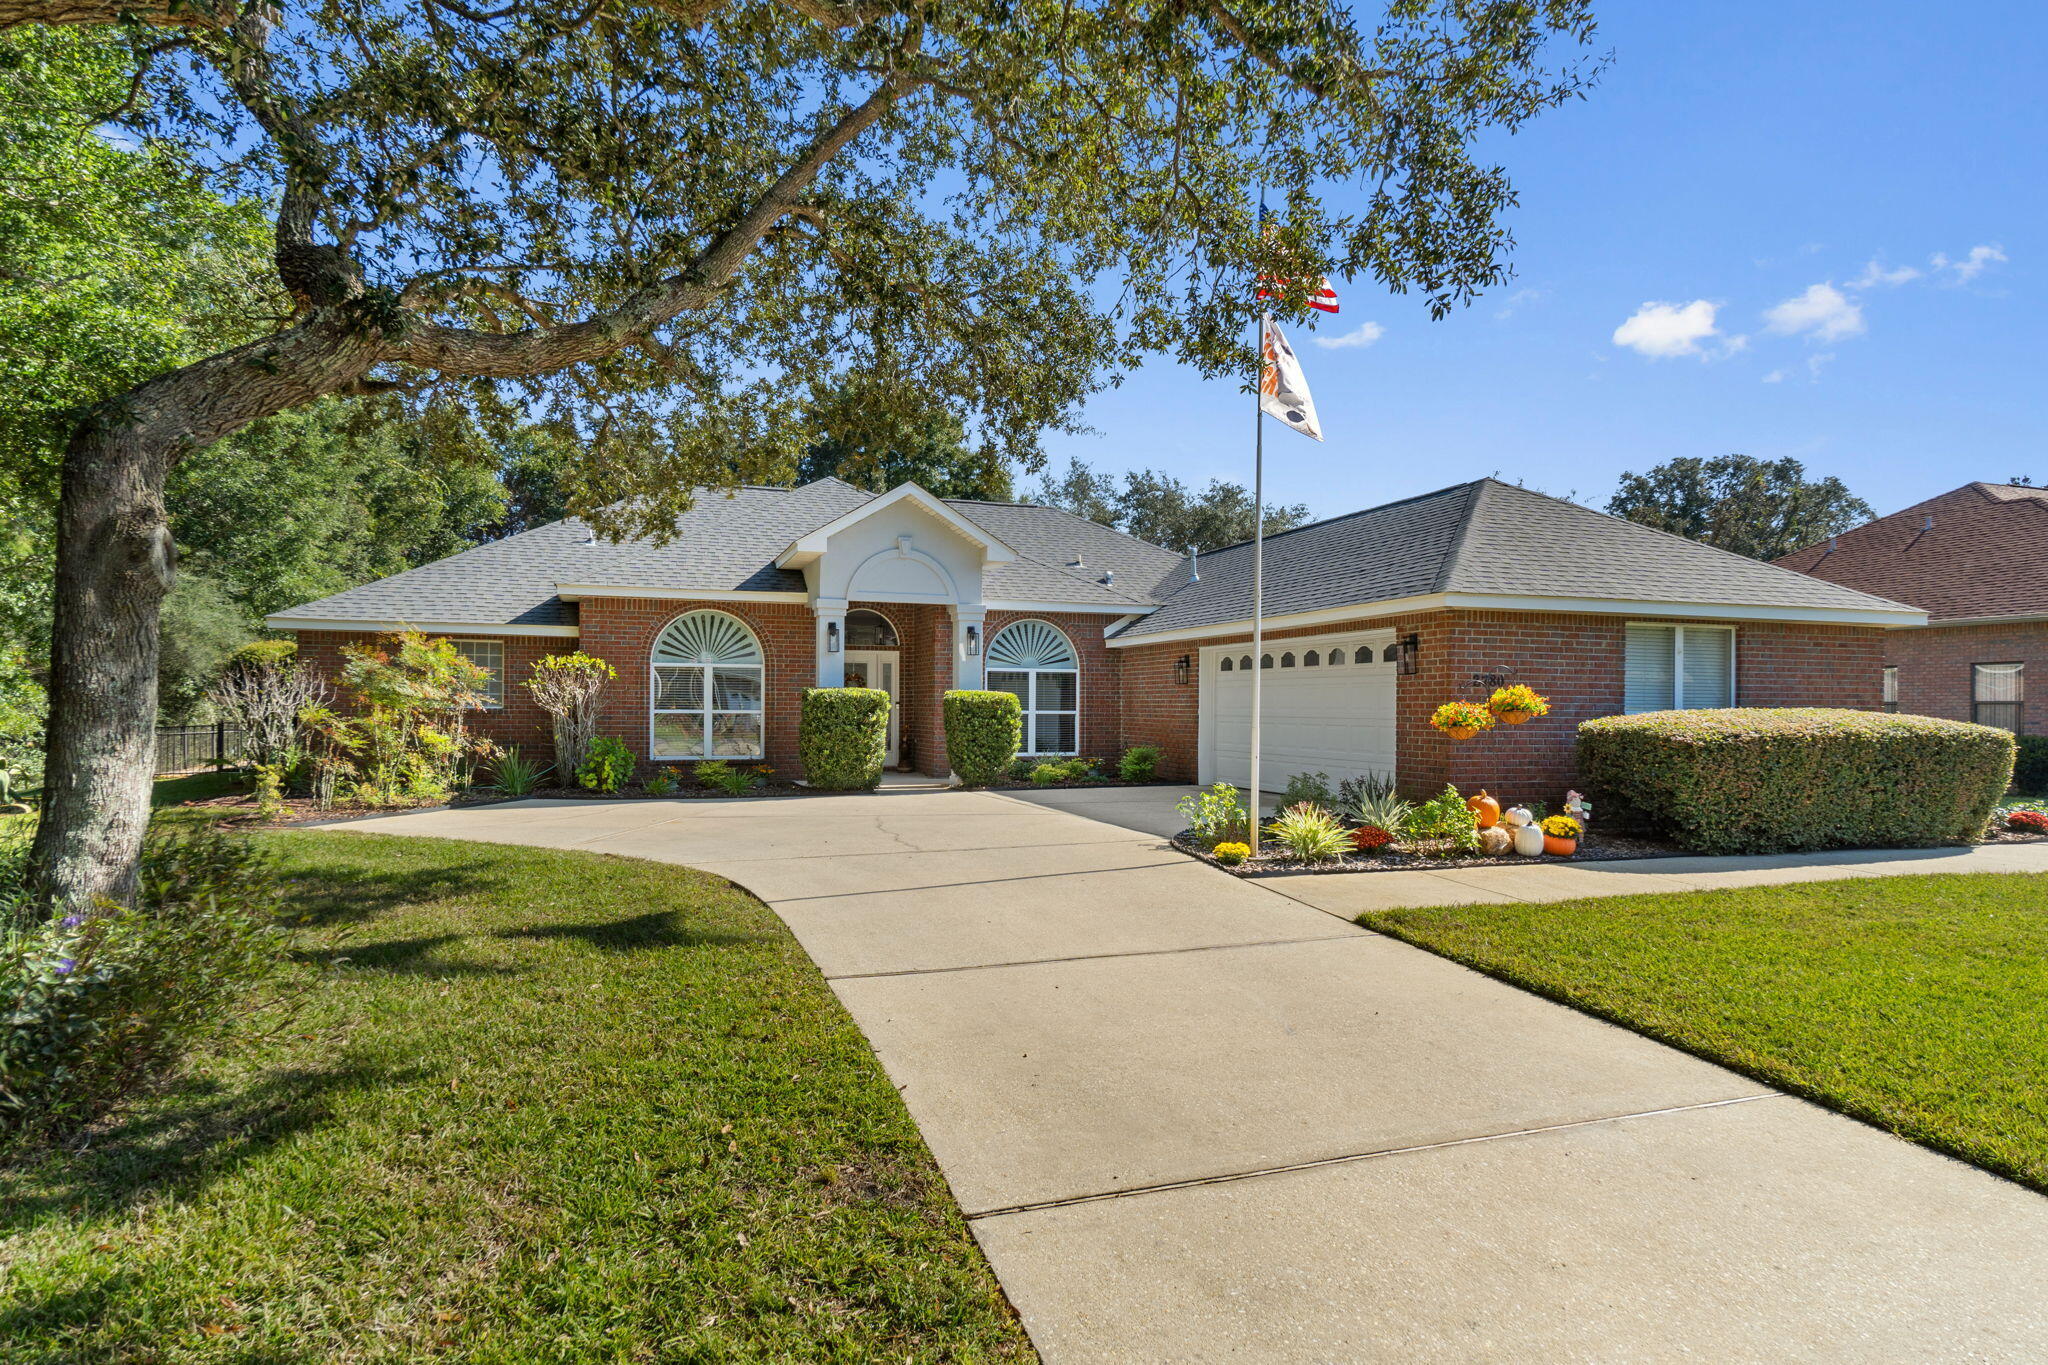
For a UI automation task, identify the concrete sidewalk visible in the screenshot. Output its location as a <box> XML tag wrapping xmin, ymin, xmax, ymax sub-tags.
<box><xmin>323</xmin><ymin>790</ymin><xmax>2048</xmax><ymax>1362</ymax></box>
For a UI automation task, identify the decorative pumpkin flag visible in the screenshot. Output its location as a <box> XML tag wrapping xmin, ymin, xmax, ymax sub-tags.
<box><xmin>1258</xmin><ymin>314</ymin><xmax>1323</xmax><ymax>441</ymax></box>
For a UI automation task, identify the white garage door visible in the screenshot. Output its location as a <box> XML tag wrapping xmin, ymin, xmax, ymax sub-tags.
<box><xmin>1199</xmin><ymin>631</ymin><xmax>1397</xmax><ymax>792</ymax></box>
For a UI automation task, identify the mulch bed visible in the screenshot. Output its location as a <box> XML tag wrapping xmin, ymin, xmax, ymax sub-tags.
<box><xmin>1175</xmin><ymin>827</ymin><xmax>1683</xmax><ymax>877</ymax></box>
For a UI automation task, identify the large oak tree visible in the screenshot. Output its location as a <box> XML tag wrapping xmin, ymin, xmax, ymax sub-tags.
<box><xmin>9</xmin><ymin>0</ymin><xmax>1599</xmax><ymax>906</ymax></box>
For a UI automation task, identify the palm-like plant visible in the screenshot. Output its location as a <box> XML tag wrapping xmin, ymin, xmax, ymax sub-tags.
<box><xmin>491</xmin><ymin>747</ymin><xmax>552</xmax><ymax>797</ymax></box>
<box><xmin>1351</xmin><ymin>788</ymin><xmax>1414</xmax><ymax>835</ymax></box>
<box><xmin>1265</xmin><ymin>803</ymin><xmax>1352</xmax><ymax>861</ymax></box>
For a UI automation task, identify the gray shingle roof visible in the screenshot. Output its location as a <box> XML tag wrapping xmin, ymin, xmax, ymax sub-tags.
<box><xmin>1109</xmin><ymin>478</ymin><xmax>1921</xmax><ymax>640</ymax></box>
<box><xmin>270</xmin><ymin>479</ymin><xmax>1186</xmax><ymax>629</ymax></box>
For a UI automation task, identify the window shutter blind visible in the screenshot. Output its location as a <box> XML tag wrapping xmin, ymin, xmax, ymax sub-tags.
<box><xmin>1679</xmin><ymin>627</ymin><xmax>1734</xmax><ymax>709</ymax></box>
<box><xmin>1624</xmin><ymin>625</ymin><xmax>1676</xmax><ymax>713</ymax></box>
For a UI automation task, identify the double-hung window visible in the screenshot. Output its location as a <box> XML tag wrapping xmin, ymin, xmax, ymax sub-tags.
<box><xmin>450</xmin><ymin>639</ymin><xmax>505</xmax><ymax>709</ymax></box>
<box><xmin>1882</xmin><ymin>665</ymin><xmax>1899</xmax><ymax>713</ymax></box>
<box><xmin>1624</xmin><ymin>624</ymin><xmax>1735</xmax><ymax>713</ymax></box>
<box><xmin>987</xmin><ymin>620</ymin><xmax>1079</xmax><ymax>755</ymax></box>
<box><xmin>1972</xmin><ymin>662</ymin><xmax>2023</xmax><ymax>733</ymax></box>
<box><xmin>650</xmin><ymin>611</ymin><xmax>765</xmax><ymax>759</ymax></box>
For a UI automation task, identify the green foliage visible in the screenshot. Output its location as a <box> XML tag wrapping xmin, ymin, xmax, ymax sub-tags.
<box><xmin>1177</xmin><ymin>782</ymin><xmax>1251</xmax><ymax>847</ymax></box>
<box><xmin>798</xmin><ymin>688</ymin><xmax>889</xmax><ymax>791</ymax></box>
<box><xmin>251</xmin><ymin>764</ymin><xmax>287</xmax><ymax>823</ymax></box>
<box><xmin>1117</xmin><ymin>745</ymin><xmax>1162</xmax><ymax>783</ymax></box>
<box><xmin>1028</xmin><ymin>761</ymin><xmax>1069</xmax><ymax>786</ymax></box>
<box><xmin>1350</xmin><ymin>787</ymin><xmax>1415</xmax><ymax>835</ymax></box>
<box><xmin>311</xmin><ymin>632</ymin><xmax>498</xmax><ymax>807</ymax></box>
<box><xmin>1578</xmin><ymin>709</ymin><xmax>2016</xmax><ymax>854</ymax></box>
<box><xmin>0</xmin><ymin>647</ymin><xmax>42</xmax><ymax>804</ymax></box>
<box><xmin>695</xmin><ymin>760</ymin><xmax>766</xmax><ymax>797</ymax></box>
<box><xmin>576</xmin><ymin>736</ymin><xmax>633</xmax><ymax>794</ymax></box>
<box><xmin>227</xmin><ymin>639</ymin><xmax>297</xmax><ymax>671</ymax></box>
<box><xmin>1</xmin><ymin>829</ymin><xmax>294</xmax><ymax>1139</ymax></box>
<box><xmin>1280</xmin><ymin>771</ymin><xmax>1336</xmax><ymax>809</ymax></box>
<box><xmin>1405</xmin><ymin>784</ymin><xmax>1481</xmax><ymax>852</ymax></box>
<box><xmin>2014</xmin><ymin>736</ymin><xmax>2048</xmax><ymax>796</ymax></box>
<box><xmin>943</xmin><ymin>690</ymin><xmax>1022</xmax><ymax>787</ymax></box>
<box><xmin>1033</xmin><ymin>458</ymin><xmax>1311</xmax><ymax>551</ymax></box>
<box><xmin>797</xmin><ymin>381</ymin><xmax>1011</xmax><ymax>500</ymax></box>
<box><xmin>490</xmin><ymin>747</ymin><xmax>551</xmax><ymax>797</ymax></box>
<box><xmin>157</xmin><ymin>571</ymin><xmax>257</xmax><ymax>723</ymax></box>
<box><xmin>1606</xmin><ymin>455</ymin><xmax>1873</xmax><ymax>562</ymax></box>
<box><xmin>1338</xmin><ymin>772</ymin><xmax>1397</xmax><ymax>808</ymax></box>
<box><xmin>1265</xmin><ymin>802</ymin><xmax>1351</xmax><ymax>860</ymax></box>
<box><xmin>642</xmin><ymin>766</ymin><xmax>680</xmax><ymax>798</ymax></box>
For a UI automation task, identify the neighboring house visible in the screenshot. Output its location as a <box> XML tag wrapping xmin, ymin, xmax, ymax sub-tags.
<box><xmin>268</xmin><ymin>476</ymin><xmax>1923</xmax><ymax>796</ymax></box>
<box><xmin>1777</xmin><ymin>481</ymin><xmax>2048</xmax><ymax>735</ymax></box>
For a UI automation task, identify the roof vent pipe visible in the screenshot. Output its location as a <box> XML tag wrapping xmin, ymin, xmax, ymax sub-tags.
<box><xmin>1190</xmin><ymin>546</ymin><xmax>1201</xmax><ymax>581</ymax></box>
<box><xmin>1923</xmin><ymin>514</ymin><xmax>1935</xmax><ymax>531</ymax></box>
<box><xmin>1070</xmin><ymin>551</ymin><xmax>1085</xmax><ymax>568</ymax></box>
<box><xmin>1829</xmin><ymin>536</ymin><xmax>1839</xmax><ymax>553</ymax></box>
<box><xmin>1102</xmin><ymin>569</ymin><xmax>1114</xmax><ymax>587</ymax></box>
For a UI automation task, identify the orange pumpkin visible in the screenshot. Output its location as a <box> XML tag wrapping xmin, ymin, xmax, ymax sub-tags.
<box><xmin>1466</xmin><ymin>789</ymin><xmax>1501</xmax><ymax>829</ymax></box>
<box><xmin>1543</xmin><ymin>835</ymin><xmax>1577</xmax><ymax>856</ymax></box>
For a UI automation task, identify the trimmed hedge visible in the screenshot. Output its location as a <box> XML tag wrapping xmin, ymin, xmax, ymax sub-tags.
<box><xmin>2015</xmin><ymin>735</ymin><xmax>2048</xmax><ymax>796</ymax></box>
<box><xmin>799</xmin><ymin>688</ymin><xmax>890</xmax><ymax>790</ymax></box>
<box><xmin>943</xmin><ymin>690</ymin><xmax>1021</xmax><ymax>786</ymax></box>
<box><xmin>1578</xmin><ymin>708</ymin><xmax>2015</xmax><ymax>854</ymax></box>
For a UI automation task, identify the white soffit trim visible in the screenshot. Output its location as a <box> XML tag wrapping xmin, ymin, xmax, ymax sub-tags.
<box><xmin>556</xmin><ymin>584</ymin><xmax>808</xmax><ymax>603</ymax></box>
<box><xmin>1106</xmin><ymin>593</ymin><xmax>1449</xmax><ymax>647</ymax></box>
<box><xmin>1903</xmin><ymin>612</ymin><xmax>2048</xmax><ymax>629</ymax></box>
<box><xmin>985</xmin><ymin>599</ymin><xmax>1151</xmax><ymax>615</ymax></box>
<box><xmin>265</xmin><ymin>616</ymin><xmax>581</xmax><ymax>638</ymax></box>
<box><xmin>775</xmin><ymin>483</ymin><xmax>1019</xmax><ymax>568</ymax></box>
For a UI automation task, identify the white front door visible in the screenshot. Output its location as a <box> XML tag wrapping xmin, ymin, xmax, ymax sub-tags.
<box><xmin>1198</xmin><ymin>631</ymin><xmax>1397</xmax><ymax>792</ymax></box>
<box><xmin>842</xmin><ymin>650</ymin><xmax>901</xmax><ymax>767</ymax></box>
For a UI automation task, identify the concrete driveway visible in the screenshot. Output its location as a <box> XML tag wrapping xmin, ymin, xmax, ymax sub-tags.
<box><xmin>329</xmin><ymin>789</ymin><xmax>2048</xmax><ymax>1362</ymax></box>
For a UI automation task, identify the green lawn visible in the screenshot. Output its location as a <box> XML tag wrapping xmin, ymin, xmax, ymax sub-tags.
<box><xmin>1362</xmin><ymin>872</ymin><xmax>2048</xmax><ymax>1191</ymax></box>
<box><xmin>1</xmin><ymin>832</ymin><xmax>1031</xmax><ymax>1363</ymax></box>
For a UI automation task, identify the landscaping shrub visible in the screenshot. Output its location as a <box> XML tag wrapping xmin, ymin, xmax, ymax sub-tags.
<box><xmin>1280</xmin><ymin>771</ymin><xmax>1336</xmax><ymax>809</ymax></box>
<box><xmin>696</xmin><ymin>759</ymin><xmax>767</xmax><ymax>796</ymax></box>
<box><xmin>1</xmin><ymin>829</ymin><xmax>296</xmax><ymax>1139</ymax></box>
<box><xmin>1176</xmin><ymin>782</ymin><xmax>1250</xmax><ymax>846</ymax></box>
<box><xmin>576</xmin><ymin>735</ymin><xmax>633</xmax><ymax>793</ymax></box>
<box><xmin>642</xmin><ymin>766</ymin><xmax>680</xmax><ymax>797</ymax></box>
<box><xmin>1404</xmin><ymin>785</ymin><xmax>1480</xmax><ymax>852</ymax></box>
<box><xmin>942</xmin><ymin>690</ymin><xmax>1021</xmax><ymax>786</ymax></box>
<box><xmin>297</xmin><ymin>632</ymin><xmax>497</xmax><ymax>806</ymax></box>
<box><xmin>1211</xmin><ymin>841</ymin><xmax>1251</xmax><ymax>867</ymax></box>
<box><xmin>492</xmin><ymin>747</ymin><xmax>551</xmax><ymax>796</ymax></box>
<box><xmin>2014</xmin><ymin>736</ymin><xmax>2048</xmax><ymax>796</ymax></box>
<box><xmin>1118</xmin><ymin>745</ymin><xmax>1162</xmax><ymax>783</ymax></box>
<box><xmin>1266</xmin><ymin>803</ymin><xmax>1350</xmax><ymax>860</ymax></box>
<box><xmin>1028</xmin><ymin>761</ymin><xmax>1068</xmax><ymax>785</ymax></box>
<box><xmin>2007</xmin><ymin>808</ymin><xmax>2048</xmax><ymax>835</ymax></box>
<box><xmin>799</xmin><ymin>688</ymin><xmax>889</xmax><ymax>790</ymax></box>
<box><xmin>1578</xmin><ymin>708</ymin><xmax>2016</xmax><ymax>854</ymax></box>
<box><xmin>526</xmin><ymin>652</ymin><xmax>617</xmax><ymax>779</ymax></box>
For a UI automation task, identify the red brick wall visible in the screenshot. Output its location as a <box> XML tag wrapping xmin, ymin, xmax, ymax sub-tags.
<box><xmin>294</xmin><ymin>630</ymin><xmax>575</xmax><ymax>759</ymax></box>
<box><xmin>984</xmin><ymin>611</ymin><xmax>1124</xmax><ymax>764</ymax></box>
<box><xmin>1884</xmin><ymin>621</ymin><xmax>2048</xmax><ymax>732</ymax></box>
<box><xmin>849</xmin><ymin>602</ymin><xmax>953</xmax><ymax>777</ymax></box>
<box><xmin>1108</xmin><ymin>610</ymin><xmax>1886</xmax><ymax>805</ymax></box>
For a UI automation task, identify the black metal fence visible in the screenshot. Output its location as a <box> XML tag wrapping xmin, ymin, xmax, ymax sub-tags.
<box><xmin>155</xmin><ymin>723</ymin><xmax>247</xmax><ymax>776</ymax></box>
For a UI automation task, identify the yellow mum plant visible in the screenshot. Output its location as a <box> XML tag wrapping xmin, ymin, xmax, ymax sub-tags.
<box><xmin>1487</xmin><ymin>684</ymin><xmax>1550</xmax><ymax>721</ymax></box>
<box><xmin>1212</xmin><ymin>841</ymin><xmax>1252</xmax><ymax>867</ymax></box>
<box><xmin>1540</xmin><ymin>814</ymin><xmax>1581</xmax><ymax>839</ymax></box>
<box><xmin>1430</xmin><ymin>701</ymin><xmax>1495</xmax><ymax>737</ymax></box>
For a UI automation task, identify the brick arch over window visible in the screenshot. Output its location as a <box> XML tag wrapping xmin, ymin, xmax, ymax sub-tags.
<box><xmin>649</xmin><ymin>609</ymin><xmax>765</xmax><ymax>760</ymax></box>
<box><xmin>987</xmin><ymin>619</ymin><xmax>1080</xmax><ymax>756</ymax></box>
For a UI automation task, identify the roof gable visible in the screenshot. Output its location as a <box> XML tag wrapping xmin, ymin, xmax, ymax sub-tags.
<box><xmin>777</xmin><ymin>483</ymin><xmax>1018</xmax><ymax>568</ymax></box>
<box><xmin>1776</xmin><ymin>482</ymin><xmax>2048</xmax><ymax>621</ymax></box>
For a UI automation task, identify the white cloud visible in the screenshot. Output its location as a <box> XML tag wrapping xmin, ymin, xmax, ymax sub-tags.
<box><xmin>1764</xmin><ymin>283</ymin><xmax>1864</xmax><ymax>342</ymax></box>
<box><xmin>1762</xmin><ymin>353</ymin><xmax>1834</xmax><ymax>385</ymax></box>
<box><xmin>1850</xmin><ymin>259</ymin><xmax>1920</xmax><ymax>289</ymax></box>
<box><xmin>1611</xmin><ymin>300</ymin><xmax>1722</xmax><ymax>358</ymax></box>
<box><xmin>1493</xmin><ymin>287</ymin><xmax>1547</xmax><ymax>321</ymax></box>
<box><xmin>1313</xmin><ymin>321</ymin><xmax>1385</xmax><ymax>350</ymax></box>
<box><xmin>1932</xmin><ymin>244</ymin><xmax>2007</xmax><ymax>282</ymax></box>
<box><xmin>1763</xmin><ymin>368</ymin><xmax>1787</xmax><ymax>384</ymax></box>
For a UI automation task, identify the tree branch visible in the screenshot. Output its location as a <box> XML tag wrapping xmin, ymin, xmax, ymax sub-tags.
<box><xmin>0</xmin><ymin>0</ymin><xmax>228</xmax><ymax>29</ymax></box>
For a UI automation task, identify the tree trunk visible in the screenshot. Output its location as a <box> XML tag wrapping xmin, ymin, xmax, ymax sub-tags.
<box><xmin>30</xmin><ymin>415</ymin><xmax>180</xmax><ymax>909</ymax></box>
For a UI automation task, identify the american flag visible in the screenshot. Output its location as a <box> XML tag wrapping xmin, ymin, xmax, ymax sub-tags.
<box><xmin>1254</xmin><ymin>202</ymin><xmax>1339</xmax><ymax>312</ymax></box>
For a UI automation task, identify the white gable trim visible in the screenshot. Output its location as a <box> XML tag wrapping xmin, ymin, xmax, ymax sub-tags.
<box><xmin>776</xmin><ymin>483</ymin><xmax>1018</xmax><ymax>569</ymax></box>
<box><xmin>556</xmin><ymin>584</ymin><xmax>808</xmax><ymax>603</ymax></box>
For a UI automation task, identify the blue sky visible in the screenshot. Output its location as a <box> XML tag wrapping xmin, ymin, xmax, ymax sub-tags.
<box><xmin>1041</xmin><ymin>2</ymin><xmax>2046</xmax><ymax>526</ymax></box>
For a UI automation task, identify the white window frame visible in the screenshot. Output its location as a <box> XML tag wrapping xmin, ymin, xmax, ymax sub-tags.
<box><xmin>449</xmin><ymin>638</ymin><xmax>505</xmax><ymax>709</ymax></box>
<box><xmin>987</xmin><ymin>620</ymin><xmax>1080</xmax><ymax>757</ymax></box>
<box><xmin>1625</xmin><ymin>622</ymin><xmax>1737</xmax><ymax>713</ymax></box>
<box><xmin>1882</xmin><ymin>665</ymin><xmax>1899</xmax><ymax>713</ymax></box>
<box><xmin>648</xmin><ymin>610</ymin><xmax>766</xmax><ymax>761</ymax></box>
<box><xmin>1971</xmin><ymin>661</ymin><xmax>2024</xmax><ymax>734</ymax></box>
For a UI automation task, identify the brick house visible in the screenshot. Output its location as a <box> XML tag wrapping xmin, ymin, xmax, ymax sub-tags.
<box><xmin>268</xmin><ymin>476</ymin><xmax>1923</xmax><ymax>797</ymax></box>
<box><xmin>1777</xmin><ymin>481</ymin><xmax>2048</xmax><ymax>736</ymax></box>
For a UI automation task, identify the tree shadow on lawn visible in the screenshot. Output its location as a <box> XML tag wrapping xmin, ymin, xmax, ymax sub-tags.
<box><xmin>0</xmin><ymin>1060</ymin><xmax>423</xmax><ymax>1225</ymax></box>
<box><xmin>497</xmin><ymin>908</ymin><xmax>773</xmax><ymax>953</ymax></box>
<box><xmin>276</xmin><ymin>858</ymin><xmax>508</xmax><ymax>930</ymax></box>
<box><xmin>290</xmin><ymin>932</ymin><xmax>524</xmax><ymax>978</ymax></box>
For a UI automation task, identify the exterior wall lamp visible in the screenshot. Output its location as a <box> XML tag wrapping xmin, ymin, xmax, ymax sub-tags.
<box><xmin>1396</xmin><ymin>633</ymin><xmax>1419</xmax><ymax>676</ymax></box>
<box><xmin>1173</xmin><ymin>654</ymin><xmax>1192</xmax><ymax>686</ymax></box>
<box><xmin>826</xmin><ymin>620</ymin><xmax>841</xmax><ymax>653</ymax></box>
<box><xmin>964</xmin><ymin>624</ymin><xmax>981</xmax><ymax>656</ymax></box>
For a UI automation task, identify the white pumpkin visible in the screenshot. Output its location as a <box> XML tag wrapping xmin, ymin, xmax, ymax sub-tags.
<box><xmin>1512</xmin><ymin>823</ymin><xmax>1546</xmax><ymax>856</ymax></box>
<box><xmin>1503</xmin><ymin>806</ymin><xmax>1533</xmax><ymax>828</ymax></box>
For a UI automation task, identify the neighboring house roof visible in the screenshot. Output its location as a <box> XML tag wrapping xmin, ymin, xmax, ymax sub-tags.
<box><xmin>267</xmin><ymin>478</ymin><xmax>1185</xmax><ymax>631</ymax></box>
<box><xmin>1775</xmin><ymin>482</ymin><xmax>2048</xmax><ymax>623</ymax></box>
<box><xmin>1110</xmin><ymin>477</ymin><xmax>1922</xmax><ymax>642</ymax></box>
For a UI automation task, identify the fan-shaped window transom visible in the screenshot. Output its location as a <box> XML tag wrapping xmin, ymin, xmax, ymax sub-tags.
<box><xmin>987</xmin><ymin>620</ymin><xmax>1079</xmax><ymax>755</ymax></box>
<box><xmin>651</xmin><ymin>611</ymin><xmax>764</xmax><ymax>759</ymax></box>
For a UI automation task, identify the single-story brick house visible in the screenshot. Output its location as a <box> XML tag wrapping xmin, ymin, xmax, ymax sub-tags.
<box><xmin>1777</xmin><ymin>481</ymin><xmax>2048</xmax><ymax>735</ymax></box>
<box><xmin>268</xmin><ymin>476</ymin><xmax>1924</xmax><ymax>796</ymax></box>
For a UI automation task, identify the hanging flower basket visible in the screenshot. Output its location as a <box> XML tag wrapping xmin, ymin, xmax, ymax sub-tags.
<box><xmin>1430</xmin><ymin>701</ymin><xmax>1495</xmax><ymax>740</ymax></box>
<box><xmin>1487</xmin><ymin>684</ymin><xmax>1551</xmax><ymax>725</ymax></box>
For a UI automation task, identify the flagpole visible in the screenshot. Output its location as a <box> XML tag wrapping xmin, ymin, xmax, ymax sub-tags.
<box><xmin>1249</xmin><ymin>311</ymin><xmax>1265</xmax><ymax>852</ymax></box>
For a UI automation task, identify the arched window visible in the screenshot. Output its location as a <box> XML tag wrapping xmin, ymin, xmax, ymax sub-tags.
<box><xmin>1261</xmin><ymin>654</ymin><xmax>1274</xmax><ymax>669</ymax></box>
<box><xmin>1220</xmin><ymin>656</ymin><xmax>1234</xmax><ymax>672</ymax></box>
<box><xmin>1303</xmin><ymin>650</ymin><xmax>1320</xmax><ymax>667</ymax></box>
<box><xmin>1381</xmin><ymin>643</ymin><xmax>1400</xmax><ymax>663</ymax></box>
<box><xmin>650</xmin><ymin>610</ymin><xmax>764</xmax><ymax>759</ymax></box>
<box><xmin>1280</xmin><ymin>652</ymin><xmax>1296</xmax><ymax>668</ymax></box>
<box><xmin>1239</xmin><ymin>655</ymin><xmax>1253</xmax><ymax>671</ymax></box>
<box><xmin>845</xmin><ymin>609</ymin><xmax>899</xmax><ymax>648</ymax></box>
<box><xmin>988</xmin><ymin>620</ymin><xmax>1078</xmax><ymax>755</ymax></box>
<box><xmin>1328</xmin><ymin>648</ymin><xmax>1346</xmax><ymax>665</ymax></box>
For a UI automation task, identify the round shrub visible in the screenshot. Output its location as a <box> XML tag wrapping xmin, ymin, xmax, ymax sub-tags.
<box><xmin>943</xmin><ymin>690</ymin><xmax>1021</xmax><ymax>787</ymax></box>
<box><xmin>799</xmin><ymin>688</ymin><xmax>889</xmax><ymax>790</ymax></box>
<box><xmin>1578</xmin><ymin>708</ymin><xmax>2016</xmax><ymax>854</ymax></box>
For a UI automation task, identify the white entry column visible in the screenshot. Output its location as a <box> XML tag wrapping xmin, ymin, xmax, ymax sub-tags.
<box><xmin>953</xmin><ymin>604</ymin><xmax>987</xmax><ymax>690</ymax></box>
<box><xmin>814</xmin><ymin>596</ymin><xmax>848</xmax><ymax>687</ymax></box>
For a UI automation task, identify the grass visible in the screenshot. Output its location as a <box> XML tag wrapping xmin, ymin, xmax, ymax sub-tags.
<box><xmin>1</xmin><ymin>831</ymin><xmax>1031</xmax><ymax>1362</ymax></box>
<box><xmin>1362</xmin><ymin>872</ymin><xmax>2048</xmax><ymax>1192</ymax></box>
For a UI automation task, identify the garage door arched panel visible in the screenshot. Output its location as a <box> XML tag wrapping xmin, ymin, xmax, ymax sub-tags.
<box><xmin>1199</xmin><ymin>632</ymin><xmax>1396</xmax><ymax>792</ymax></box>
